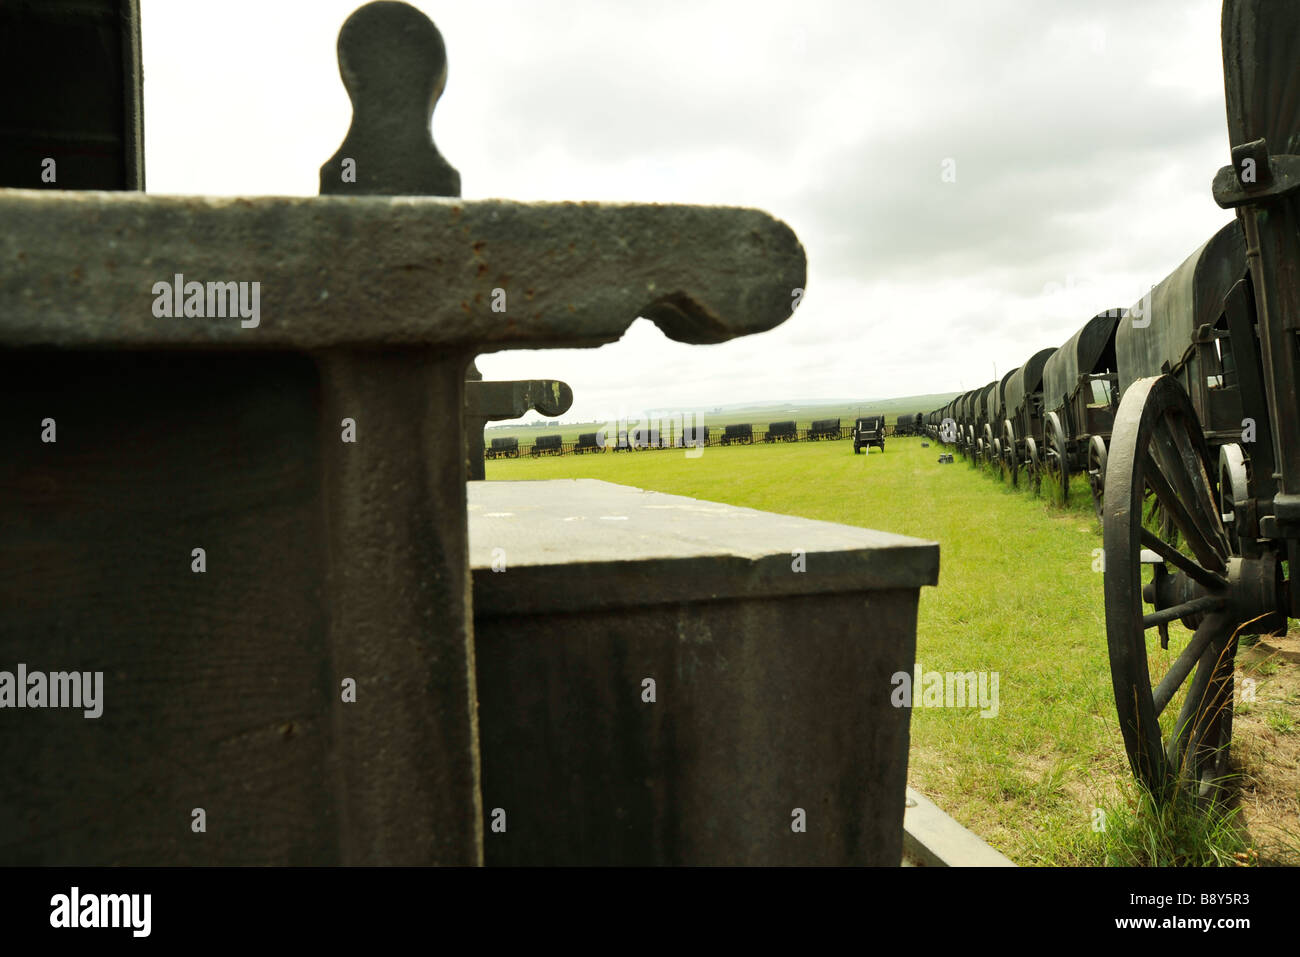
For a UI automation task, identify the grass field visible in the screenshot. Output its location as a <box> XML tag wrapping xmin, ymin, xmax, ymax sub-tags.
<box><xmin>486</xmin><ymin>435</ymin><xmax>1300</xmax><ymax>866</ymax></box>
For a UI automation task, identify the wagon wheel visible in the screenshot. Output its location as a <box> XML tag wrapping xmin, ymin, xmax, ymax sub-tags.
<box><xmin>992</xmin><ymin>437</ymin><xmax>1003</xmax><ymax>477</ymax></box>
<box><xmin>983</xmin><ymin>424</ymin><xmax>995</xmax><ymax>468</ymax></box>
<box><xmin>1002</xmin><ymin>420</ymin><xmax>1018</xmax><ymax>486</ymax></box>
<box><xmin>1218</xmin><ymin>444</ymin><xmax>1254</xmax><ymax>559</ymax></box>
<box><xmin>1086</xmin><ymin>435</ymin><xmax>1107</xmax><ymax>523</ymax></box>
<box><xmin>1043</xmin><ymin>412</ymin><xmax>1069</xmax><ymax>504</ymax></box>
<box><xmin>1025</xmin><ymin>436</ymin><xmax>1041</xmax><ymax>493</ymax></box>
<box><xmin>975</xmin><ymin>437</ymin><xmax>984</xmax><ymax>465</ymax></box>
<box><xmin>1103</xmin><ymin>376</ymin><xmax>1240</xmax><ymax>805</ymax></box>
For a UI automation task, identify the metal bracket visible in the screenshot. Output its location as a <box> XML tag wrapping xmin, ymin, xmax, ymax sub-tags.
<box><xmin>1213</xmin><ymin>138</ymin><xmax>1300</xmax><ymax>208</ymax></box>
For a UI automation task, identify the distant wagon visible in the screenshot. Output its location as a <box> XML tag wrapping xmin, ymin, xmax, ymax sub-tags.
<box><xmin>936</xmin><ymin>401</ymin><xmax>957</xmax><ymax>443</ymax></box>
<box><xmin>487</xmin><ymin>436</ymin><xmax>519</xmax><ymax>459</ymax></box>
<box><xmin>1114</xmin><ymin>218</ymin><xmax>1248</xmax><ymax>452</ymax></box>
<box><xmin>765</xmin><ymin>420</ymin><xmax>798</xmax><ymax>442</ymax></box>
<box><xmin>808</xmin><ymin>417</ymin><xmax>841</xmax><ymax>440</ymax></box>
<box><xmin>999</xmin><ymin>346</ymin><xmax>1056</xmax><ymax>487</ymax></box>
<box><xmin>678</xmin><ymin>424</ymin><xmax>709</xmax><ymax>448</ymax></box>
<box><xmin>854</xmin><ymin>416</ymin><xmax>886</xmax><ymax>454</ymax></box>
<box><xmin>894</xmin><ymin>413</ymin><xmax>923</xmax><ymax>437</ymax></box>
<box><xmin>630</xmin><ymin>425</ymin><xmax>665</xmax><ymax>450</ymax></box>
<box><xmin>531</xmin><ymin>433</ymin><xmax>563</xmax><ymax>457</ymax></box>
<box><xmin>1040</xmin><ymin>309</ymin><xmax>1123</xmax><ymax>515</ymax></box>
<box><xmin>721</xmin><ymin>423</ymin><xmax>754</xmax><ymax>446</ymax></box>
<box><xmin>954</xmin><ymin>389</ymin><xmax>980</xmax><ymax>458</ymax></box>
<box><xmin>969</xmin><ymin>381</ymin><xmax>998</xmax><ymax>465</ymax></box>
<box><xmin>574</xmin><ymin>432</ymin><xmax>602</xmax><ymax>454</ymax></box>
<box><xmin>946</xmin><ymin>397</ymin><xmax>963</xmax><ymax>444</ymax></box>
<box><xmin>982</xmin><ymin>368</ymin><xmax>1018</xmax><ymax>469</ymax></box>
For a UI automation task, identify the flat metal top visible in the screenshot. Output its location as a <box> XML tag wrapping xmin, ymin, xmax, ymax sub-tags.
<box><xmin>469</xmin><ymin>479</ymin><xmax>938</xmax><ymax>615</ymax></box>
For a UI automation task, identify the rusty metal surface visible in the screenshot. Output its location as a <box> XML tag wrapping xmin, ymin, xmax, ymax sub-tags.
<box><xmin>0</xmin><ymin>193</ymin><xmax>804</xmax><ymax>351</ymax></box>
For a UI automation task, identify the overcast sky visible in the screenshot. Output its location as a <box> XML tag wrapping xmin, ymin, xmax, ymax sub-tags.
<box><xmin>140</xmin><ymin>0</ymin><xmax>1236</xmax><ymax>423</ymax></box>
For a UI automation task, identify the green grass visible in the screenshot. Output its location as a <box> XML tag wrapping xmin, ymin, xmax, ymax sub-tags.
<box><xmin>488</xmin><ymin>436</ymin><xmax>1137</xmax><ymax>864</ymax></box>
<box><xmin>1092</xmin><ymin>788</ymin><xmax>1251</xmax><ymax>867</ymax></box>
<box><xmin>1267</xmin><ymin>711</ymin><xmax>1296</xmax><ymax>736</ymax></box>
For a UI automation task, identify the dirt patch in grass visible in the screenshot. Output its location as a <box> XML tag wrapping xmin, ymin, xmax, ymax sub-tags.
<box><xmin>1233</xmin><ymin>632</ymin><xmax>1300</xmax><ymax>865</ymax></box>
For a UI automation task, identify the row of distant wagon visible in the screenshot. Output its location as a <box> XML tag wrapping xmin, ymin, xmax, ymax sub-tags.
<box><xmin>917</xmin><ymin>306</ymin><xmax>1124</xmax><ymax>517</ymax></box>
<box><xmin>484</xmin><ymin>414</ymin><xmax>928</xmax><ymax>459</ymax></box>
<box><xmin>917</xmin><ymin>219</ymin><xmax>1248</xmax><ymax>527</ymax></box>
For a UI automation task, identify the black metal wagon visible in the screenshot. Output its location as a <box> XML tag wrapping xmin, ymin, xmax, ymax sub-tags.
<box><xmin>854</xmin><ymin>416</ymin><xmax>885</xmax><ymax>454</ymax></box>
<box><xmin>487</xmin><ymin>436</ymin><xmax>520</xmax><ymax>459</ymax></box>
<box><xmin>1102</xmin><ymin>0</ymin><xmax>1300</xmax><ymax>808</ymax></box>
<box><xmin>765</xmin><ymin>420</ymin><xmax>798</xmax><ymax>442</ymax></box>
<box><xmin>971</xmin><ymin>380</ymin><xmax>998</xmax><ymax>466</ymax></box>
<box><xmin>999</xmin><ymin>347</ymin><xmax>1056</xmax><ymax>487</ymax></box>
<box><xmin>954</xmin><ymin>389</ymin><xmax>980</xmax><ymax>459</ymax></box>
<box><xmin>808</xmin><ymin>418</ymin><xmax>841</xmax><ymax>441</ymax></box>
<box><xmin>985</xmin><ymin>368</ymin><xmax>1018</xmax><ymax>472</ymax></box>
<box><xmin>720</xmin><ymin>423</ymin><xmax>754</xmax><ymax>446</ymax></box>
<box><xmin>1039</xmin><ymin>311</ymin><xmax>1121</xmax><ymax>513</ymax></box>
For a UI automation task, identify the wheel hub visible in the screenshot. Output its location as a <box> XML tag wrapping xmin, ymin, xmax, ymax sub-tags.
<box><xmin>1142</xmin><ymin>555</ymin><xmax>1285</xmax><ymax>634</ymax></box>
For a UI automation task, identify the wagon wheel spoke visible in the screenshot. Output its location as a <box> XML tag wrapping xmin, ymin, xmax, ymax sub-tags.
<box><xmin>1148</xmin><ymin>409</ymin><xmax>1231</xmax><ymax>565</ymax></box>
<box><xmin>1103</xmin><ymin>376</ymin><xmax>1239</xmax><ymax>806</ymax></box>
<box><xmin>1138</xmin><ymin>528</ymin><xmax>1228</xmax><ymax>591</ymax></box>
<box><xmin>1003</xmin><ymin>422</ymin><xmax>1018</xmax><ymax>486</ymax></box>
<box><xmin>1166</xmin><ymin>620</ymin><xmax>1237</xmax><ymax>800</ymax></box>
<box><xmin>1044</xmin><ymin>412</ymin><xmax>1069</xmax><ymax>504</ymax></box>
<box><xmin>1143</xmin><ymin>433</ymin><xmax>1226</xmax><ymax>573</ymax></box>
<box><xmin>1025</xmin><ymin>437</ymin><xmax>1041</xmax><ymax>492</ymax></box>
<box><xmin>1087</xmin><ymin>436</ymin><xmax>1107</xmax><ymax>522</ymax></box>
<box><xmin>1149</xmin><ymin>610</ymin><xmax>1228</xmax><ymax>715</ymax></box>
